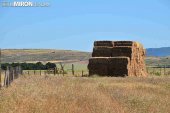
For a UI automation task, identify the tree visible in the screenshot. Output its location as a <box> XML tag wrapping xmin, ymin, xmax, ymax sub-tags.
<box><xmin>35</xmin><ymin>62</ymin><xmax>45</xmax><ymax>70</ymax></box>
<box><xmin>1</xmin><ymin>63</ymin><xmax>9</xmax><ymax>70</ymax></box>
<box><xmin>11</xmin><ymin>62</ymin><xmax>20</xmax><ymax>67</ymax></box>
<box><xmin>45</xmin><ymin>62</ymin><xmax>56</xmax><ymax>69</ymax></box>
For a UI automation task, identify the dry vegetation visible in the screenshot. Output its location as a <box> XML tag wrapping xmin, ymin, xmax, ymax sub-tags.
<box><xmin>1</xmin><ymin>49</ymin><xmax>91</xmax><ymax>63</ymax></box>
<box><xmin>0</xmin><ymin>75</ymin><xmax>169</xmax><ymax>113</ymax></box>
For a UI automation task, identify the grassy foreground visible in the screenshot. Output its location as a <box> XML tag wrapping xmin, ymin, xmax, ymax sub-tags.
<box><xmin>0</xmin><ymin>75</ymin><xmax>170</xmax><ymax>113</ymax></box>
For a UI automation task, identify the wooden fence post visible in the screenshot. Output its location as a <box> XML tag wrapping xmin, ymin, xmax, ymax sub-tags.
<box><xmin>20</xmin><ymin>66</ymin><xmax>23</xmax><ymax>75</ymax></box>
<box><xmin>7</xmin><ymin>68</ymin><xmax>10</xmax><ymax>87</ymax></box>
<box><xmin>164</xmin><ymin>65</ymin><xmax>166</xmax><ymax>75</ymax></box>
<box><xmin>14</xmin><ymin>67</ymin><xmax>17</xmax><ymax>79</ymax></box>
<box><xmin>4</xmin><ymin>70</ymin><xmax>6</xmax><ymax>87</ymax></box>
<box><xmin>9</xmin><ymin>66</ymin><xmax>12</xmax><ymax>85</ymax></box>
<box><xmin>34</xmin><ymin>70</ymin><xmax>36</xmax><ymax>75</ymax></box>
<box><xmin>12</xmin><ymin>68</ymin><xmax>15</xmax><ymax>81</ymax></box>
<box><xmin>72</xmin><ymin>64</ymin><xmax>74</xmax><ymax>75</ymax></box>
<box><xmin>2</xmin><ymin>66</ymin><xmax>22</xmax><ymax>88</ymax></box>
<box><xmin>59</xmin><ymin>62</ymin><xmax>65</xmax><ymax>76</ymax></box>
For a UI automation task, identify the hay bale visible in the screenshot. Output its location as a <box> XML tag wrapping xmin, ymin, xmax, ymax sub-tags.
<box><xmin>112</xmin><ymin>46</ymin><xmax>133</xmax><ymax>58</ymax></box>
<box><xmin>92</xmin><ymin>47</ymin><xmax>112</xmax><ymax>57</ymax></box>
<box><xmin>89</xmin><ymin>40</ymin><xmax>147</xmax><ymax>77</ymax></box>
<box><xmin>114</xmin><ymin>41</ymin><xmax>134</xmax><ymax>47</ymax></box>
<box><xmin>88</xmin><ymin>57</ymin><xmax>109</xmax><ymax>76</ymax></box>
<box><xmin>94</xmin><ymin>41</ymin><xmax>114</xmax><ymax>47</ymax></box>
<box><xmin>108</xmin><ymin>57</ymin><xmax>131</xmax><ymax>77</ymax></box>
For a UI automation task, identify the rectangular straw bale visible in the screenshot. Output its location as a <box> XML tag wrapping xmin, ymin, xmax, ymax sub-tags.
<box><xmin>92</xmin><ymin>46</ymin><xmax>112</xmax><ymax>57</ymax></box>
<box><xmin>88</xmin><ymin>57</ymin><xmax>109</xmax><ymax>63</ymax></box>
<box><xmin>108</xmin><ymin>57</ymin><xmax>130</xmax><ymax>77</ymax></box>
<box><xmin>88</xmin><ymin>57</ymin><xmax>109</xmax><ymax>76</ymax></box>
<box><xmin>94</xmin><ymin>41</ymin><xmax>114</xmax><ymax>47</ymax></box>
<box><xmin>112</xmin><ymin>46</ymin><xmax>133</xmax><ymax>58</ymax></box>
<box><xmin>109</xmin><ymin>57</ymin><xmax>129</xmax><ymax>64</ymax></box>
<box><xmin>114</xmin><ymin>41</ymin><xmax>134</xmax><ymax>47</ymax></box>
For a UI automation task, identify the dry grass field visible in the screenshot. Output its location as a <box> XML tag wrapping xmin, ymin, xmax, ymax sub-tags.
<box><xmin>1</xmin><ymin>49</ymin><xmax>91</xmax><ymax>63</ymax></box>
<box><xmin>0</xmin><ymin>75</ymin><xmax>169</xmax><ymax>113</ymax></box>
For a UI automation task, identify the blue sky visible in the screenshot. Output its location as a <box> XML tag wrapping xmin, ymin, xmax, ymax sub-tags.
<box><xmin>0</xmin><ymin>0</ymin><xmax>170</xmax><ymax>51</ymax></box>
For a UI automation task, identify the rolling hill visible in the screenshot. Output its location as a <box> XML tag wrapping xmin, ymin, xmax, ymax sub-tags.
<box><xmin>146</xmin><ymin>47</ymin><xmax>170</xmax><ymax>57</ymax></box>
<box><xmin>1</xmin><ymin>48</ymin><xmax>170</xmax><ymax>65</ymax></box>
<box><xmin>1</xmin><ymin>49</ymin><xmax>91</xmax><ymax>63</ymax></box>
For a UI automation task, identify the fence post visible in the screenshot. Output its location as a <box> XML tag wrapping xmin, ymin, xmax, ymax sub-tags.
<box><xmin>7</xmin><ymin>67</ymin><xmax>10</xmax><ymax>87</ymax></box>
<box><xmin>20</xmin><ymin>66</ymin><xmax>23</xmax><ymax>75</ymax></box>
<box><xmin>59</xmin><ymin>62</ymin><xmax>65</xmax><ymax>76</ymax></box>
<box><xmin>4</xmin><ymin>69</ymin><xmax>7</xmax><ymax>87</ymax></box>
<box><xmin>12</xmin><ymin>67</ymin><xmax>15</xmax><ymax>81</ymax></box>
<box><xmin>34</xmin><ymin>70</ymin><xmax>36</xmax><ymax>75</ymax></box>
<box><xmin>9</xmin><ymin>66</ymin><xmax>12</xmax><ymax>85</ymax></box>
<box><xmin>72</xmin><ymin>64</ymin><xmax>74</xmax><ymax>75</ymax></box>
<box><xmin>1</xmin><ymin>66</ymin><xmax>23</xmax><ymax>88</ymax></box>
<box><xmin>14</xmin><ymin>67</ymin><xmax>17</xmax><ymax>79</ymax></box>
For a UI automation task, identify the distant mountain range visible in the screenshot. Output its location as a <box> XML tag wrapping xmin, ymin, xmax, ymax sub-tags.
<box><xmin>146</xmin><ymin>47</ymin><xmax>170</xmax><ymax>57</ymax></box>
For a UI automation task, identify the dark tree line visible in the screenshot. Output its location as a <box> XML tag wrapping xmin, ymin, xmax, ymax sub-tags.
<box><xmin>1</xmin><ymin>62</ymin><xmax>56</xmax><ymax>70</ymax></box>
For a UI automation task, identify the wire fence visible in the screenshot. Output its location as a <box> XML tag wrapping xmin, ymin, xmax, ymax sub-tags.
<box><xmin>22</xmin><ymin>68</ymin><xmax>89</xmax><ymax>77</ymax></box>
<box><xmin>1</xmin><ymin>63</ymin><xmax>170</xmax><ymax>89</ymax></box>
<box><xmin>146</xmin><ymin>65</ymin><xmax>170</xmax><ymax>76</ymax></box>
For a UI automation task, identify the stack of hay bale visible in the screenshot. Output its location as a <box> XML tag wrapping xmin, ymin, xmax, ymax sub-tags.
<box><xmin>88</xmin><ymin>41</ymin><xmax>147</xmax><ymax>77</ymax></box>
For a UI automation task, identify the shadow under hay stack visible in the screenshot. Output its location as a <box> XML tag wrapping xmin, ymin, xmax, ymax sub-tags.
<box><xmin>88</xmin><ymin>41</ymin><xmax>147</xmax><ymax>77</ymax></box>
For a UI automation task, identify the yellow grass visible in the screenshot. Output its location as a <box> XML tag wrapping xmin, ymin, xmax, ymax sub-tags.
<box><xmin>0</xmin><ymin>75</ymin><xmax>170</xmax><ymax>113</ymax></box>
